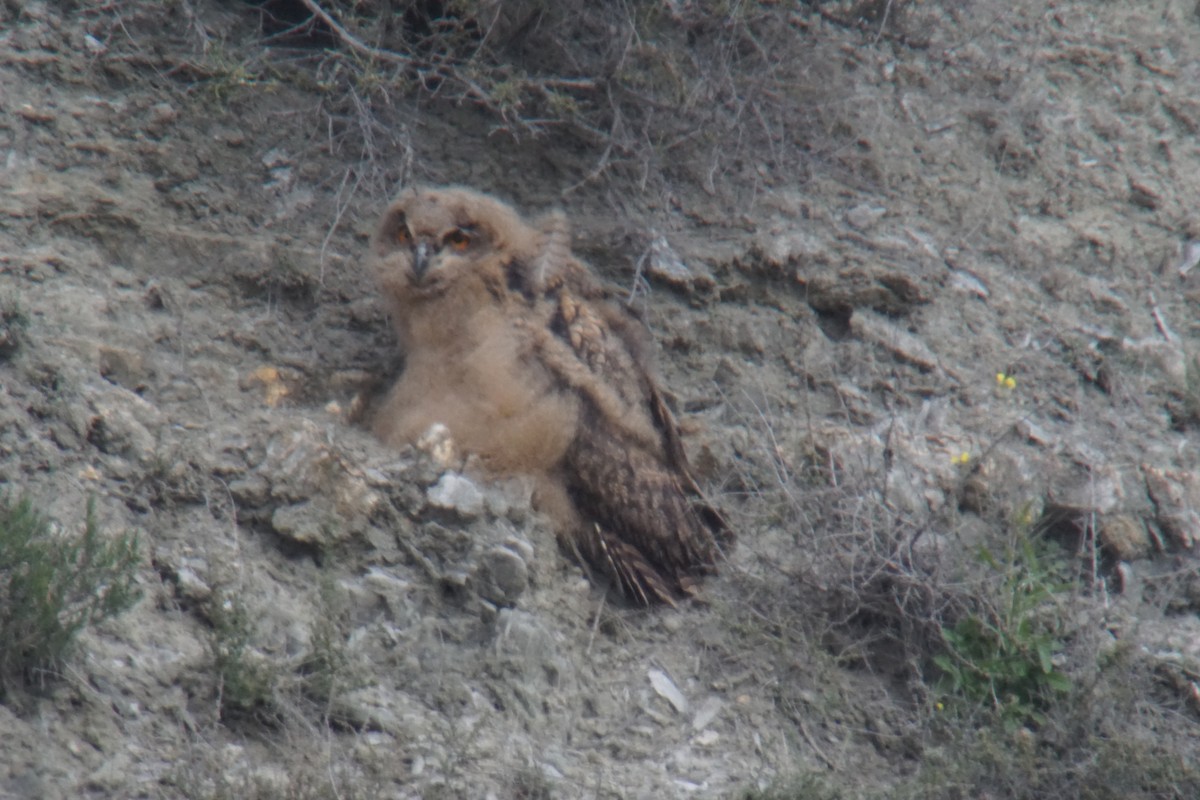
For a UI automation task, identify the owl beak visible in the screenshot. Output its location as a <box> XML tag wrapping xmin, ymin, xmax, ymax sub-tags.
<box><xmin>412</xmin><ymin>242</ymin><xmax>431</xmax><ymax>280</ymax></box>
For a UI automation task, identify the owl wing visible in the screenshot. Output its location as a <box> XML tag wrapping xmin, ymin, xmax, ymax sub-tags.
<box><xmin>526</xmin><ymin>278</ymin><xmax>730</xmax><ymax>605</ymax></box>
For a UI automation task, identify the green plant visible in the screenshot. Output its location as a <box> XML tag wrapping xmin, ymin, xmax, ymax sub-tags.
<box><xmin>0</xmin><ymin>296</ymin><xmax>27</xmax><ymax>359</ymax></box>
<box><xmin>934</xmin><ymin>535</ymin><xmax>1073</xmax><ymax>727</ymax></box>
<box><xmin>196</xmin><ymin>43</ymin><xmax>276</xmax><ymax>102</ymax></box>
<box><xmin>1168</xmin><ymin>352</ymin><xmax>1200</xmax><ymax>430</ymax></box>
<box><xmin>299</xmin><ymin>576</ymin><xmax>363</xmax><ymax>715</ymax></box>
<box><xmin>0</xmin><ymin>494</ymin><xmax>140</xmax><ymax>693</ymax></box>
<box><xmin>893</xmin><ymin>718</ymin><xmax>1200</xmax><ymax>800</ymax></box>
<box><xmin>208</xmin><ymin>589</ymin><xmax>280</xmax><ymax>721</ymax></box>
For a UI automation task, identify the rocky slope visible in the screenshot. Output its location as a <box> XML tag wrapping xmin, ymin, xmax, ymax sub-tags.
<box><xmin>1</xmin><ymin>1</ymin><xmax>1199</xmax><ymax>797</ymax></box>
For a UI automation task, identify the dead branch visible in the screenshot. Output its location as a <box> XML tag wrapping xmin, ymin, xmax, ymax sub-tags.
<box><xmin>297</xmin><ymin>0</ymin><xmax>413</xmax><ymax>65</ymax></box>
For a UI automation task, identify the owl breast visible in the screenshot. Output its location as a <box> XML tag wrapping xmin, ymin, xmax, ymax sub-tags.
<box><xmin>372</xmin><ymin>304</ymin><xmax>581</xmax><ymax>475</ymax></box>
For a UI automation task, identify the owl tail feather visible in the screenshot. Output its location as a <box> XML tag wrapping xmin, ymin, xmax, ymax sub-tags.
<box><xmin>578</xmin><ymin>523</ymin><xmax>679</xmax><ymax>607</ymax></box>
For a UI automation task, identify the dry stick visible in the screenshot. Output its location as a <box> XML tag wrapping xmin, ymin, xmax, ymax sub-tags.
<box><xmin>299</xmin><ymin>1</ymin><xmax>597</xmax><ymax>89</ymax></box>
<box><xmin>585</xmin><ymin>591</ymin><xmax>607</xmax><ymax>657</ymax></box>
<box><xmin>814</xmin><ymin>4</ymin><xmax>930</xmax><ymax>50</ymax></box>
<box><xmin>1148</xmin><ymin>290</ymin><xmax>1176</xmax><ymax>343</ymax></box>
<box><xmin>318</xmin><ymin>166</ymin><xmax>363</xmax><ymax>286</ymax></box>
<box><xmin>298</xmin><ymin>0</ymin><xmax>412</xmax><ymax>64</ymax></box>
<box><xmin>871</xmin><ymin>0</ymin><xmax>896</xmax><ymax>45</ymax></box>
<box><xmin>795</xmin><ymin>713</ymin><xmax>837</xmax><ymax>770</ymax></box>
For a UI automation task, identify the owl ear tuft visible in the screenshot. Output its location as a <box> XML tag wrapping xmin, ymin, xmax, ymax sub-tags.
<box><xmin>373</xmin><ymin>208</ymin><xmax>410</xmax><ymax>256</ymax></box>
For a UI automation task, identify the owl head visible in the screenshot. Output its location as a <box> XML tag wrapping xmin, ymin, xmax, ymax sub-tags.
<box><xmin>370</xmin><ymin>186</ymin><xmax>542</xmax><ymax>309</ymax></box>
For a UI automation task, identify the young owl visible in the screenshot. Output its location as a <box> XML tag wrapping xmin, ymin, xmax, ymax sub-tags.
<box><xmin>368</xmin><ymin>186</ymin><xmax>730</xmax><ymax>606</ymax></box>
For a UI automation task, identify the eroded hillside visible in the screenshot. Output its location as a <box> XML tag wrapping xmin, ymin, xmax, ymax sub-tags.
<box><xmin>1</xmin><ymin>1</ymin><xmax>1199</xmax><ymax>797</ymax></box>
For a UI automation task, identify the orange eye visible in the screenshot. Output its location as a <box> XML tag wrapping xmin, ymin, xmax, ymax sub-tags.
<box><xmin>395</xmin><ymin>226</ymin><xmax>411</xmax><ymax>245</ymax></box>
<box><xmin>443</xmin><ymin>229</ymin><xmax>472</xmax><ymax>251</ymax></box>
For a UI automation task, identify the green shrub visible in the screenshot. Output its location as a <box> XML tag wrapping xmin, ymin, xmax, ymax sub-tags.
<box><xmin>934</xmin><ymin>536</ymin><xmax>1073</xmax><ymax>728</ymax></box>
<box><xmin>0</xmin><ymin>494</ymin><xmax>140</xmax><ymax>693</ymax></box>
<box><xmin>0</xmin><ymin>296</ymin><xmax>27</xmax><ymax>359</ymax></box>
<box><xmin>898</xmin><ymin>721</ymin><xmax>1200</xmax><ymax>800</ymax></box>
<box><xmin>299</xmin><ymin>576</ymin><xmax>364</xmax><ymax>716</ymax></box>
<box><xmin>207</xmin><ymin>589</ymin><xmax>281</xmax><ymax>721</ymax></box>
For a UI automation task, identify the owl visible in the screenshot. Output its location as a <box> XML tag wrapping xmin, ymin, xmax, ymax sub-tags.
<box><xmin>368</xmin><ymin>186</ymin><xmax>730</xmax><ymax>606</ymax></box>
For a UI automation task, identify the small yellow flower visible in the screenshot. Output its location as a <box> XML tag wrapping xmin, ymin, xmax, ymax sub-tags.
<box><xmin>952</xmin><ymin>451</ymin><xmax>971</xmax><ymax>466</ymax></box>
<box><xmin>996</xmin><ymin>371</ymin><xmax>1017</xmax><ymax>390</ymax></box>
<box><xmin>936</xmin><ymin>701</ymin><xmax>945</xmax><ymax>712</ymax></box>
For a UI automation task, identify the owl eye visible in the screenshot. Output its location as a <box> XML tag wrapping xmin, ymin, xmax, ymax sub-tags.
<box><xmin>395</xmin><ymin>226</ymin><xmax>411</xmax><ymax>246</ymax></box>
<box><xmin>443</xmin><ymin>228</ymin><xmax>473</xmax><ymax>251</ymax></box>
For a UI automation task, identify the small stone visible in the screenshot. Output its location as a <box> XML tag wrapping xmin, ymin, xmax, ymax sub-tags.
<box><xmin>850</xmin><ymin>309</ymin><xmax>938</xmax><ymax>372</ymax></box>
<box><xmin>241</xmin><ymin>365</ymin><xmax>298</xmax><ymax>408</ymax></box>
<box><xmin>712</xmin><ymin>357</ymin><xmax>743</xmax><ymax>388</ymax></box>
<box><xmin>649</xmin><ymin>669</ymin><xmax>688</xmax><ymax>715</ymax></box>
<box><xmin>948</xmin><ymin>269</ymin><xmax>989</xmax><ymax>298</ymax></box>
<box><xmin>98</xmin><ymin>345</ymin><xmax>153</xmax><ymax>391</ymax></box>
<box><xmin>261</xmin><ymin>148</ymin><xmax>291</xmax><ymax>168</ymax></box>
<box><xmin>1143</xmin><ymin>465</ymin><xmax>1200</xmax><ymax>550</ymax></box>
<box><xmin>228</xmin><ymin>474</ymin><xmax>270</xmax><ymax>506</ymax></box>
<box><xmin>174</xmin><ymin>565</ymin><xmax>212</xmax><ymax>603</ymax></box>
<box><xmin>271</xmin><ymin>501</ymin><xmax>327</xmax><ymax>545</ymax></box>
<box><xmin>427</xmin><ymin>472</ymin><xmax>485</xmax><ymax>517</ymax></box>
<box><xmin>416</xmin><ymin>423</ymin><xmax>459</xmax><ymax>468</ymax></box>
<box><xmin>691</xmin><ymin>696</ymin><xmax>723</xmax><ymax>730</ymax></box>
<box><xmin>17</xmin><ymin>104</ymin><xmax>55</xmax><ymax>124</ymax></box>
<box><xmin>1099</xmin><ymin>514</ymin><xmax>1153</xmax><ymax>562</ymax></box>
<box><xmin>477</xmin><ymin>546</ymin><xmax>528</xmax><ymax>606</ymax></box>
<box><xmin>503</xmin><ymin>536</ymin><xmax>535</xmax><ymax>563</ymax></box>
<box><xmin>149</xmin><ymin>101</ymin><xmax>178</xmax><ymax>126</ymax></box>
<box><xmin>845</xmin><ymin>204</ymin><xmax>887</xmax><ymax>230</ymax></box>
<box><xmin>83</xmin><ymin>33</ymin><xmax>106</xmax><ymax>54</ymax></box>
<box><xmin>735</xmin><ymin>321</ymin><xmax>765</xmax><ymax>355</ymax></box>
<box><xmin>644</xmin><ymin>235</ymin><xmax>714</xmax><ymax>291</ymax></box>
<box><xmin>88</xmin><ymin>391</ymin><xmax>161</xmax><ymax>462</ymax></box>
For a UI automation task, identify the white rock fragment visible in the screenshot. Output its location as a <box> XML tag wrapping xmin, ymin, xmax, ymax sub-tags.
<box><xmin>416</xmin><ymin>422</ymin><xmax>458</xmax><ymax>468</ymax></box>
<box><xmin>503</xmin><ymin>535</ymin><xmax>535</xmax><ymax>563</ymax></box>
<box><xmin>174</xmin><ymin>565</ymin><xmax>211</xmax><ymax>603</ymax></box>
<box><xmin>427</xmin><ymin>472</ymin><xmax>485</xmax><ymax>517</ymax></box>
<box><xmin>948</xmin><ymin>269</ymin><xmax>989</xmax><ymax>298</ymax></box>
<box><xmin>1177</xmin><ymin>240</ymin><xmax>1200</xmax><ymax>277</ymax></box>
<box><xmin>649</xmin><ymin>668</ymin><xmax>688</xmax><ymax>715</ymax></box>
<box><xmin>757</xmin><ymin>230</ymin><xmax>823</xmax><ymax>267</ymax></box>
<box><xmin>648</xmin><ymin>235</ymin><xmax>690</xmax><ymax>280</ymax></box>
<box><xmin>644</xmin><ymin>234</ymin><xmax>711</xmax><ymax>289</ymax></box>
<box><xmin>673</xmin><ymin>778</ymin><xmax>706</xmax><ymax>791</ymax></box>
<box><xmin>261</xmin><ymin>147</ymin><xmax>291</xmax><ymax>168</ymax></box>
<box><xmin>363</xmin><ymin>566</ymin><xmax>410</xmax><ymax>595</ymax></box>
<box><xmin>845</xmin><ymin>203</ymin><xmax>887</xmax><ymax>230</ymax></box>
<box><xmin>691</xmin><ymin>696</ymin><xmax>723</xmax><ymax>731</ymax></box>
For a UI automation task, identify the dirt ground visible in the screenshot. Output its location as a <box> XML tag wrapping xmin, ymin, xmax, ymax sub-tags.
<box><xmin>2</xmin><ymin>1</ymin><xmax>1199</xmax><ymax>798</ymax></box>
